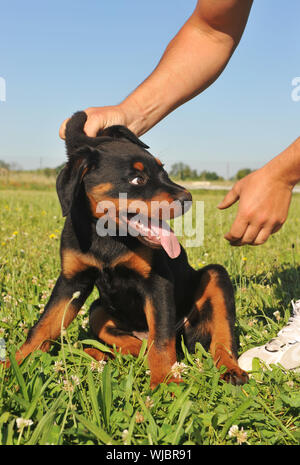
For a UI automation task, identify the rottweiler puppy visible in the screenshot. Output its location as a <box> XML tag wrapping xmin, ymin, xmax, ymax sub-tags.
<box><xmin>12</xmin><ymin>112</ymin><xmax>248</xmax><ymax>387</ymax></box>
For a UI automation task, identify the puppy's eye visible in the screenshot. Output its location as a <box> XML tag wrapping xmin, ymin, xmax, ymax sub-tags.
<box><xmin>130</xmin><ymin>176</ymin><xmax>146</xmax><ymax>186</ymax></box>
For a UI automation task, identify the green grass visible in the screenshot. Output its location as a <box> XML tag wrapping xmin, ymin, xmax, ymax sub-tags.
<box><xmin>0</xmin><ymin>188</ymin><xmax>300</xmax><ymax>445</ymax></box>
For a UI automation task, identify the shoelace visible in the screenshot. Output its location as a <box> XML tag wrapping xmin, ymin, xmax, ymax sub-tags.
<box><xmin>266</xmin><ymin>300</ymin><xmax>300</xmax><ymax>351</ymax></box>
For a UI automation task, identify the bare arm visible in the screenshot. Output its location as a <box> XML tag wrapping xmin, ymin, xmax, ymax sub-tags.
<box><xmin>59</xmin><ymin>0</ymin><xmax>253</xmax><ymax>138</ymax></box>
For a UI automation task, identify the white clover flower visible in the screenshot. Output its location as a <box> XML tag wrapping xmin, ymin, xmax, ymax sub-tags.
<box><xmin>145</xmin><ymin>396</ymin><xmax>154</xmax><ymax>409</ymax></box>
<box><xmin>228</xmin><ymin>425</ymin><xmax>239</xmax><ymax>437</ymax></box>
<box><xmin>273</xmin><ymin>310</ymin><xmax>281</xmax><ymax>322</ymax></box>
<box><xmin>53</xmin><ymin>360</ymin><xmax>64</xmax><ymax>372</ymax></box>
<box><xmin>90</xmin><ymin>360</ymin><xmax>106</xmax><ymax>373</ymax></box>
<box><xmin>122</xmin><ymin>429</ymin><xmax>129</xmax><ymax>444</ymax></box>
<box><xmin>171</xmin><ymin>361</ymin><xmax>188</xmax><ymax>378</ymax></box>
<box><xmin>228</xmin><ymin>425</ymin><xmax>249</xmax><ymax>444</ymax></box>
<box><xmin>135</xmin><ymin>411</ymin><xmax>144</xmax><ymax>423</ymax></box>
<box><xmin>71</xmin><ymin>375</ymin><xmax>80</xmax><ymax>386</ymax></box>
<box><xmin>236</xmin><ymin>428</ymin><xmax>248</xmax><ymax>445</ymax></box>
<box><xmin>81</xmin><ymin>317</ymin><xmax>89</xmax><ymax>329</ymax></box>
<box><xmin>16</xmin><ymin>418</ymin><xmax>33</xmax><ymax>431</ymax></box>
<box><xmin>62</xmin><ymin>379</ymin><xmax>74</xmax><ymax>392</ymax></box>
<box><xmin>194</xmin><ymin>358</ymin><xmax>203</xmax><ymax>371</ymax></box>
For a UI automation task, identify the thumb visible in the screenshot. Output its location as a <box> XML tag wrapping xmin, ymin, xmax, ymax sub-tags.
<box><xmin>59</xmin><ymin>118</ymin><xmax>69</xmax><ymax>140</ymax></box>
<box><xmin>217</xmin><ymin>187</ymin><xmax>240</xmax><ymax>209</ymax></box>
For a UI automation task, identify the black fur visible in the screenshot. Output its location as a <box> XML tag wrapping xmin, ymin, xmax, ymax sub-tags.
<box><xmin>16</xmin><ymin>111</ymin><xmax>248</xmax><ymax>387</ymax></box>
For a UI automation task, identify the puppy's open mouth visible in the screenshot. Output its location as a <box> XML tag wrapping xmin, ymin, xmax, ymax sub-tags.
<box><xmin>118</xmin><ymin>212</ymin><xmax>181</xmax><ymax>259</ymax></box>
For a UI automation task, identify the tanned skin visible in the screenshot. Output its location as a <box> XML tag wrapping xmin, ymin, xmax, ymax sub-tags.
<box><xmin>59</xmin><ymin>0</ymin><xmax>299</xmax><ymax>248</ymax></box>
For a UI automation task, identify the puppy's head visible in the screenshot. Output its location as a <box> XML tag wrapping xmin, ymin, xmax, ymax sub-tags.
<box><xmin>57</xmin><ymin>111</ymin><xmax>192</xmax><ymax>258</ymax></box>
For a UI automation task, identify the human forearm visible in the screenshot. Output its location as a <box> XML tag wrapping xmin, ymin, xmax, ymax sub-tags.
<box><xmin>262</xmin><ymin>137</ymin><xmax>300</xmax><ymax>188</ymax></box>
<box><xmin>59</xmin><ymin>0</ymin><xmax>253</xmax><ymax>139</ymax></box>
<box><xmin>121</xmin><ymin>22</ymin><xmax>237</xmax><ymax>135</ymax></box>
<box><xmin>121</xmin><ymin>2</ymin><xmax>253</xmax><ymax>136</ymax></box>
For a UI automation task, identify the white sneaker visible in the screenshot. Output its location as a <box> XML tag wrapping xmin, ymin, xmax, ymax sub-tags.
<box><xmin>238</xmin><ymin>300</ymin><xmax>300</xmax><ymax>371</ymax></box>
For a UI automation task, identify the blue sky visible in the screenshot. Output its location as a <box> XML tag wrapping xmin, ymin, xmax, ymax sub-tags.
<box><xmin>0</xmin><ymin>0</ymin><xmax>299</xmax><ymax>177</ymax></box>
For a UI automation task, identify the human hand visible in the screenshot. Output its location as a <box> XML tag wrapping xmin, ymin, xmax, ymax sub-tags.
<box><xmin>217</xmin><ymin>167</ymin><xmax>293</xmax><ymax>246</ymax></box>
<box><xmin>59</xmin><ymin>104</ymin><xmax>131</xmax><ymax>140</ymax></box>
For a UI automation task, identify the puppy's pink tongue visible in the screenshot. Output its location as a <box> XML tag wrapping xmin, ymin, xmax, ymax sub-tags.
<box><xmin>150</xmin><ymin>222</ymin><xmax>181</xmax><ymax>259</ymax></box>
<box><xmin>160</xmin><ymin>229</ymin><xmax>181</xmax><ymax>259</ymax></box>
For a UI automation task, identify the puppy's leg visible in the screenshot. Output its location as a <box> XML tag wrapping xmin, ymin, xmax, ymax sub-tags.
<box><xmin>12</xmin><ymin>270</ymin><xmax>97</xmax><ymax>365</ymax></box>
<box><xmin>184</xmin><ymin>265</ymin><xmax>248</xmax><ymax>385</ymax></box>
<box><xmin>87</xmin><ymin>300</ymin><xmax>143</xmax><ymax>360</ymax></box>
<box><xmin>88</xmin><ymin>294</ymin><xmax>179</xmax><ymax>389</ymax></box>
<box><xmin>144</xmin><ymin>295</ymin><xmax>179</xmax><ymax>389</ymax></box>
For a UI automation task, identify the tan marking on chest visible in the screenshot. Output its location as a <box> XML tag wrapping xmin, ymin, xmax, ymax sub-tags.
<box><xmin>62</xmin><ymin>249</ymin><xmax>103</xmax><ymax>278</ymax></box>
<box><xmin>110</xmin><ymin>247</ymin><xmax>153</xmax><ymax>278</ymax></box>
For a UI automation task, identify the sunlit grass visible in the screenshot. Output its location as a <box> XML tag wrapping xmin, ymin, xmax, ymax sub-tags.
<box><xmin>0</xmin><ymin>188</ymin><xmax>300</xmax><ymax>445</ymax></box>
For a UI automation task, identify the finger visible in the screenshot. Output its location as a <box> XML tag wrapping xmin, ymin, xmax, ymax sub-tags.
<box><xmin>224</xmin><ymin>217</ymin><xmax>248</xmax><ymax>243</ymax></box>
<box><xmin>229</xmin><ymin>224</ymin><xmax>261</xmax><ymax>246</ymax></box>
<box><xmin>84</xmin><ymin>115</ymin><xmax>104</xmax><ymax>137</ymax></box>
<box><xmin>59</xmin><ymin>118</ymin><xmax>69</xmax><ymax>140</ymax></box>
<box><xmin>252</xmin><ymin>226</ymin><xmax>274</xmax><ymax>246</ymax></box>
<box><xmin>271</xmin><ymin>223</ymin><xmax>283</xmax><ymax>235</ymax></box>
<box><xmin>217</xmin><ymin>187</ymin><xmax>239</xmax><ymax>210</ymax></box>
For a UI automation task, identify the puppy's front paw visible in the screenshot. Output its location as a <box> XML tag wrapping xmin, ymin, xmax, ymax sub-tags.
<box><xmin>222</xmin><ymin>367</ymin><xmax>249</xmax><ymax>385</ymax></box>
<box><xmin>149</xmin><ymin>372</ymin><xmax>184</xmax><ymax>390</ymax></box>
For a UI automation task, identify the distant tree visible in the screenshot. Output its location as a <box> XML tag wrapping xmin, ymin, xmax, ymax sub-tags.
<box><xmin>236</xmin><ymin>168</ymin><xmax>252</xmax><ymax>180</ymax></box>
<box><xmin>199</xmin><ymin>170</ymin><xmax>222</xmax><ymax>181</ymax></box>
<box><xmin>43</xmin><ymin>167</ymin><xmax>55</xmax><ymax>177</ymax></box>
<box><xmin>9</xmin><ymin>161</ymin><xmax>23</xmax><ymax>171</ymax></box>
<box><xmin>170</xmin><ymin>163</ymin><xmax>223</xmax><ymax>181</ymax></box>
<box><xmin>0</xmin><ymin>160</ymin><xmax>10</xmax><ymax>170</ymax></box>
<box><xmin>170</xmin><ymin>163</ymin><xmax>196</xmax><ymax>180</ymax></box>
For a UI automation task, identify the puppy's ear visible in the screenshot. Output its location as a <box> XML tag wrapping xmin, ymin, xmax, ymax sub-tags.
<box><xmin>65</xmin><ymin>111</ymin><xmax>91</xmax><ymax>153</ymax></box>
<box><xmin>65</xmin><ymin>112</ymin><xmax>149</xmax><ymax>153</ymax></box>
<box><xmin>98</xmin><ymin>125</ymin><xmax>149</xmax><ymax>149</ymax></box>
<box><xmin>56</xmin><ymin>147</ymin><xmax>98</xmax><ymax>217</ymax></box>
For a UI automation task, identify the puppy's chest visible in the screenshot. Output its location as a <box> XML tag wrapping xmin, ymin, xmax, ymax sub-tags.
<box><xmin>96</xmin><ymin>266</ymin><xmax>146</xmax><ymax>321</ymax></box>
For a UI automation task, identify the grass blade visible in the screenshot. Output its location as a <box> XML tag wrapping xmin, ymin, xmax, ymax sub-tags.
<box><xmin>9</xmin><ymin>353</ymin><xmax>29</xmax><ymax>402</ymax></box>
<box><xmin>87</xmin><ymin>369</ymin><xmax>101</xmax><ymax>426</ymax></box>
<box><xmin>80</xmin><ymin>339</ymin><xmax>113</xmax><ymax>355</ymax></box>
<box><xmin>27</xmin><ymin>393</ymin><xmax>66</xmax><ymax>445</ymax></box>
<box><xmin>172</xmin><ymin>400</ymin><xmax>192</xmax><ymax>445</ymax></box>
<box><xmin>101</xmin><ymin>363</ymin><xmax>112</xmax><ymax>429</ymax></box>
<box><xmin>255</xmin><ymin>396</ymin><xmax>297</xmax><ymax>443</ymax></box>
<box><xmin>136</xmin><ymin>338</ymin><xmax>148</xmax><ymax>363</ymax></box>
<box><xmin>135</xmin><ymin>391</ymin><xmax>158</xmax><ymax>441</ymax></box>
<box><xmin>75</xmin><ymin>413</ymin><xmax>114</xmax><ymax>444</ymax></box>
<box><xmin>124</xmin><ymin>365</ymin><xmax>134</xmax><ymax>403</ymax></box>
<box><xmin>24</xmin><ymin>374</ymin><xmax>56</xmax><ymax>419</ymax></box>
<box><xmin>165</xmin><ymin>386</ymin><xmax>192</xmax><ymax>424</ymax></box>
<box><xmin>220</xmin><ymin>397</ymin><xmax>253</xmax><ymax>441</ymax></box>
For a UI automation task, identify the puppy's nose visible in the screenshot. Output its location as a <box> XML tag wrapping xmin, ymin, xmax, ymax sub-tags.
<box><xmin>177</xmin><ymin>190</ymin><xmax>192</xmax><ymax>204</ymax></box>
<box><xmin>176</xmin><ymin>190</ymin><xmax>192</xmax><ymax>214</ymax></box>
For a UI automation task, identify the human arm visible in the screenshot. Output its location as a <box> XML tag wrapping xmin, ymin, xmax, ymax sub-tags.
<box><xmin>59</xmin><ymin>0</ymin><xmax>253</xmax><ymax>139</ymax></box>
<box><xmin>218</xmin><ymin>137</ymin><xmax>300</xmax><ymax>246</ymax></box>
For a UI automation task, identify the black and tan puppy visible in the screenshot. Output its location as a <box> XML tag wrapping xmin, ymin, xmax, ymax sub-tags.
<box><xmin>12</xmin><ymin>112</ymin><xmax>248</xmax><ymax>387</ymax></box>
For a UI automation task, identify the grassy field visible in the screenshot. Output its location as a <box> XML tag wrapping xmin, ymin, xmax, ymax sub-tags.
<box><xmin>0</xmin><ymin>186</ymin><xmax>300</xmax><ymax>445</ymax></box>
